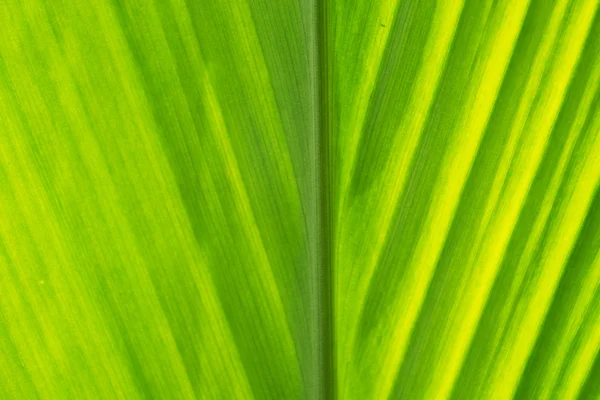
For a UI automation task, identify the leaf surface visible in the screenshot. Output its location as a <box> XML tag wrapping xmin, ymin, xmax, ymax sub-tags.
<box><xmin>1</xmin><ymin>0</ymin><xmax>599</xmax><ymax>399</ymax></box>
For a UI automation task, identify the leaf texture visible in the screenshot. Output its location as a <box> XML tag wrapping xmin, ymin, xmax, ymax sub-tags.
<box><xmin>330</xmin><ymin>0</ymin><xmax>600</xmax><ymax>399</ymax></box>
<box><xmin>0</xmin><ymin>0</ymin><xmax>599</xmax><ymax>399</ymax></box>
<box><xmin>0</xmin><ymin>0</ymin><xmax>318</xmax><ymax>398</ymax></box>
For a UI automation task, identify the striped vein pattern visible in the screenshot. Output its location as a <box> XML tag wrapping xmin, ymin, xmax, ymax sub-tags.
<box><xmin>331</xmin><ymin>0</ymin><xmax>600</xmax><ymax>399</ymax></box>
<box><xmin>0</xmin><ymin>0</ymin><xmax>317</xmax><ymax>398</ymax></box>
<box><xmin>0</xmin><ymin>0</ymin><xmax>599</xmax><ymax>399</ymax></box>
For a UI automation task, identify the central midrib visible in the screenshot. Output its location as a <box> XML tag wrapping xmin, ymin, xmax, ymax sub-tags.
<box><xmin>315</xmin><ymin>0</ymin><xmax>334</xmax><ymax>398</ymax></box>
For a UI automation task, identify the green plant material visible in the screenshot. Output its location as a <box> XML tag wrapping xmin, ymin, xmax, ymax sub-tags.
<box><xmin>331</xmin><ymin>0</ymin><xmax>600</xmax><ymax>399</ymax></box>
<box><xmin>0</xmin><ymin>0</ymin><xmax>599</xmax><ymax>399</ymax></box>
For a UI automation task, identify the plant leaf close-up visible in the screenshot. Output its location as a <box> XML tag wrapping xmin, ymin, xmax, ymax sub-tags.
<box><xmin>0</xmin><ymin>0</ymin><xmax>599</xmax><ymax>399</ymax></box>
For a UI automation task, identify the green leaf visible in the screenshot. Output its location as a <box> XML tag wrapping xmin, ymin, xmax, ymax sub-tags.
<box><xmin>0</xmin><ymin>0</ymin><xmax>599</xmax><ymax>399</ymax></box>
<box><xmin>331</xmin><ymin>1</ymin><xmax>600</xmax><ymax>399</ymax></box>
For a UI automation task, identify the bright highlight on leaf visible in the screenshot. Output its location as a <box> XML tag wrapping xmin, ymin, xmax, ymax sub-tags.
<box><xmin>0</xmin><ymin>0</ymin><xmax>599</xmax><ymax>399</ymax></box>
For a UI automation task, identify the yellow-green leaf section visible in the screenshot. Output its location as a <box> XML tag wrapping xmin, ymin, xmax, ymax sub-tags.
<box><xmin>1</xmin><ymin>0</ymin><xmax>599</xmax><ymax>399</ymax></box>
<box><xmin>0</xmin><ymin>0</ymin><xmax>319</xmax><ymax>398</ymax></box>
<box><xmin>331</xmin><ymin>0</ymin><xmax>600</xmax><ymax>399</ymax></box>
